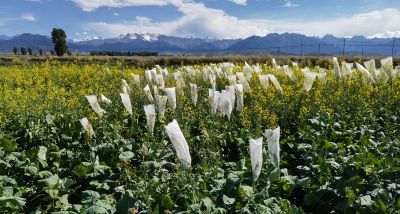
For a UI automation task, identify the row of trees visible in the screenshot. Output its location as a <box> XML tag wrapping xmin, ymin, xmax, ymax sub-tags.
<box><xmin>13</xmin><ymin>47</ymin><xmax>44</xmax><ymax>56</ymax></box>
<box><xmin>11</xmin><ymin>28</ymin><xmax>68</xmax><ymax>56</ymax></box>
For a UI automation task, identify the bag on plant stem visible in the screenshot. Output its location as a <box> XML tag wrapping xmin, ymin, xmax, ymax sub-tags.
<box><xmin>144</xmin><ymin>104</ymin><xmax>156</xmax><ymax>134</ymax></box>
<box><xmin>249</xmin><ymin>137</ymin><xmax>263</xmax><ymax>181</ymax></box>
<box><xmin>86</xmin><ymin>95</ymin><xmax>106</xmax><ymax>116</ymax></box>
<box><xmin>80</xmin><ymin>117</ymin><xmax>95</xmax><ymax>138</ymax></box>
<box><xmin>190</xmin><ymin>83</ymin><xmax>198</xmax><ymax>106</ymax></box>
<box><xmin>120</xmin><ymin>93</ymin><xmax>133</xmax><ymax>115</ymax></box>
<box><xmin>165</xmin><ymin>119</ymin><xmax>191</xmax><ymax>168</ymax></box>
<box><xmin>265</xmin><ymin>127</ymin><xmax>280</xmax><ymax>168</ymax></box>
<box><xmin>164</xmin><ymin>87</ymin><xmax>177</xmax><ymax>110</ymax></box>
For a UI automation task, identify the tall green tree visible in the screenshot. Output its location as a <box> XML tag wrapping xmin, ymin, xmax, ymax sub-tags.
<box><xmin>28</xmin><ymin>48</ymin><xmax>33</xmax><ymax>55</ymax></box>
<box><xmin>13</xmin><ymin>47</ymin><xmax>17</xmax><ymax>55</ymax></box>
<box><xmin>39</xmin><ymin>49</ymin><xmax>43</xmax><ymax>56</ymax></box>
<box><xmin>20</xmin><ymin>47</ymin><xmax>27</xmax><ymax>55</ymax></box>
<box><xmin>51</xmin><ymin>28</ymin><xmax>67</xmax><ymax>56</ymax></box>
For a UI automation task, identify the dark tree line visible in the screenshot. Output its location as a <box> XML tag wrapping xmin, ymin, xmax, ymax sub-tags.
<box><xmin>13</xmin><ymin>47</ymin><xmax>44</xmax><ymax>56</ymax></box>
<box><xmin>90</xmin><ymin>51</ymin><xmax>158</xmax><ymax>56</ymax></box>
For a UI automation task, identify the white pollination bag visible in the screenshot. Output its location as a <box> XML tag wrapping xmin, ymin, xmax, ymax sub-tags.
<box><xmin>364</xmin><ymin>59</ymin><xmax>377</xmax><ymax>80</ymax></box>
<box><xmin>144</xmin><ymin>85</ymin><xmax>154</xmax><ymax>102</ymax></box>
<box><xmin>355</xmin><ymin>63</ymin><xmax>375</xmax><ymax>83</ymax></box>
<box><xmin>283</xmin><ymin>65</ymin><xmax>296</xmax><ymax>81</ymax></box>
<box><xmin>225</xmin><ymin>85</ymin><xmax>236</xmax><ymax>109</ymax></box>
<box><xmin>341</xmin><ymin>62</ymin><xmax>353</xmax><ymax>77</ymax></box>
<box><xmin>249</xmin><ymin>137</ymin><xmax>263</xmax><ymax>181</ymax></box>
<box><xmin>235</xmin><ymin>84</ymin><xmax>244</xmax><ymax>111</ymax></box>
<box><xmin>302</xmin><ymin>68</ymin><xmax>318</xmax><ymax>92</ymax></box>
<box><xmin>121</xmin><ymin>79</ymin><xmax>131</xmax><ymax>94</ymax></box>
<box><xmin>120</xmin><ymin>93</ymin><xmax>133</xmax><ymax>115</ymax></box>
<box><xmin>80</xmin><ymin>117</ymin><xmax>95</xmax><ymax>138</ymax></box>
<box><xmin>144</xmin><ymin>104</ymin><xmax>156</xmax><ymax>134</ymax></box>
<box><xmin>99</xmin><ymin>93</ymin><xmax>112</xmax><ymax>104</ymax></box>
<box><xmin>145</xmin><ymin>69</ymin><xmax>153</xmax><ymax>85</ymax></box>
<box><xmin>189</xmin><ymin>83</ymin><xmax>198</xmax><ymax>106</ymax></box>
<box><xmin>219</xmin><ymin>90</ymin><xmax>233</xmax><ymax>119</ymax></box>
<box><xmin>209</xmin><ymin>89</ymin><xmax>220</xmax><ymax>116</ymax></box>
<box><xmin>150</xmin><ymin>68</ymin><xmax>158</xmax><ymax>84</ymax></box>
<box><xmin>157</xmin><ymin>95</ymin><xmax>168</xmax><ymax>119</ymax></box>
<box><xmin>86</xmin><ymin>95</ymin><xmax>106</xmax><ymax>116</ymax></box>
<box><xmin>267</xmin><ymin>74</ymin><xmax>283</xmax><ymax>93</ymax></box>
<box><xmin>131</xmin><ymin>74</ymin><xmax>141</xmax><ymax>88</ymax></box>
<box><xmin>333</xmin><ymin>57</ymin><xmax>341</xmax><ymax>79</ymax></box>
<box><xmin>228</xmin><ymin>75</ymin><xmax>237</xmax><ymax>85</ymax></box>
<box><xmin>258</xmin><ymin>75</ymin><xmax>269</xmax><ymax>90</ymax></box>
<box><xmin>243</xmin><ymin>62</ymin><xmax>253</xmax><ymax>81</ymax></box>
<box><xmin>157</xmin><ymin>74</ymin><xmax>165</xmax><ymax>88</ymax></box>
<box><xmin>164</xmin><ymin>87</ymin><xmax>177</xmax><ymax>109</ymax></box>
<box><xmin>236</xmin><ymin>72</ymin><xmax>250</xmax><ymax>91</ymax></box>
<box><xmin>265</xmin><ymin>127</ymin><xmax>280</xmax><ymax>168</ymax></box>
<box><xmin>380</xmin><ymin>57</ymin><xmax>395</xmax><ymax>79</ymax></box>
<box><xmin>272</xmin><ymin>58</ymin><xmax>281</xmax><ymax>71</ymax></box>
<box><xmin>165</xmin><ymin>119</ymin><xmax>191</xmax><ymax>168</ymax></box>
<box><xmin>317</xmin><ymin>68</ymin><xmax>328</xmax><ymax>84</ymax></box>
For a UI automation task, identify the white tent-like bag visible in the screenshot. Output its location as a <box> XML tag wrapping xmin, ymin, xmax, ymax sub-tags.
<box><xmin>144</xmin><ymin>85</ymin><xmax>154</xmax><ymax>102</ymax></box>
<box><xmin>225</xmin><ymin>85</ymin><xmax>236</xmax><ymax>110</ymax></box>
<box><xmin>144</xmin><ymin>104</ymin><xmax>156</xmax><ymax>134</ymax></box>
<box><xmin>333</xmin><ymin>57</ymin><xmax>341</xmax><ymax>79</ymax></box>
<box><xmin>157</xmin><ymin>74</ymin><xmax>165</xmax><ymax>88</ymax></box>
<box><xmin>131</xmin><ymin>74</ymin><xmax>141</xmax><ymax>88</ymax></box>
<box><xmin>235</xmin><ymin>84</ymin><xmax>244</xmax><ymax>111</ymax></box>
<box><xmin>243</xmin><ymin>61</ymin><xmax>253</xmax><ymax>81</ymax></box>
<box><xmin>86</xmin><ymin>95</ymin><xmax>106</xmax><ymax>116</ymax></box>
<box><xmin>355</xmin><ymin>63</ymin><xmax>375</xmax><ymax>84</ymax></box>
<box><xmin>121</xmin><ymin>79</ymin><xmax>131</xmax><ymax>95</ymax></box>
<box><xmin>249</xmin><ymin>137</ymin><xmax>263</xmax><ymax>181</ymax></box>
<box><xmin>236</xmin><ymin>72</ymin><xmax>250</xmax><ymax>91</ymax></box>
<box><xmin>265</xmin><ymin>127</ymin><xmax>280</xmax><ymax>168</ymax></box>
<box><xmin>258</xmin><ymin>75</ymin><xmax>269</xmax><ymax>90</ymax></box>
<box><xmin>80</xmin><ymin>117</ymin><xmax>95</xmax><ymax>138</ymax></box>
<box><xmin>302</xmin><ymin>69</ymin><xmax>318</xmax><ymax>92</ymax></box>
<box><xmin>164</xmin><ymin>87</ymin><xmax>177</xmax><ymax>110</ymax></box>
<box><xmin>99</xmin><ymin>93</ymin><xmax>112</xmax><ymax>105</ymax></box>
<box><xmin>150</xmin><ymin>68</ymin><xmax>158</xmax><ymax>84</ymax></box>
<box><xmin>219</xmin><ymin>90</ymin><xmax>233</xmax><ymax>120</ymax></box>
<box><xmin>208</xmin><ymin>89</ymin><xmax>220</xmax><ymax>116</ymax></box>
<box><xmin>267</xmin><ymin>74</ymin><xmax>283</xmax><ymax>93</ymax></box>
<box><xmin>165</xmin><ymin>119</ymin><xmax>191</xmax><ymax>168</ymax></box>
<box><xmin>145</xmin><ymin>69</ymin><xmax>153</xmax><ymax>85</ymax></box>
<box><xmin>190</xmin><ymin>83</ymin><xmax>198</xmax><ymax>106</ymax></box>
<box><xmin>120</xmin><ymin>93</ymin><xmax>133</xmax><ymax>115</ymax></box>
<box><xmin>157</xmin><ymin>95</ymin><xmax>168</xmax><ymax>119</ymax></box>
<box><xmin>272</xmin><ymin>58</ymin><xmax>281</xmax><ymax>71</ymax></box>
<box><xmin>228</xmin><ymin>75</ymin><xmax>237</xmax><ymax>85</ymax></box>
<box><xmin>380</xmin><ymin>57</ymin><xmax>396</xmax><ymax>79</ymax></box>
<box><xmin>283</xmin><ymin>65</ymin><xmax>296</xmax><ymax>81</ymax></box>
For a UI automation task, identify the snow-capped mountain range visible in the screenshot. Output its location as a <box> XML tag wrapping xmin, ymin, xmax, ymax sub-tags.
<box><xmin>0</xmin><ymin>32</ymin><xmax>398</xmax><ymax>55</ymax></box>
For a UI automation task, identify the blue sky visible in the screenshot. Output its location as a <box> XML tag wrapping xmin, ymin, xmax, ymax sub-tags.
<box><xmin>1</xmin><ymin>0</ymin><xmax>400</xmax><ymax>39</ymax></box>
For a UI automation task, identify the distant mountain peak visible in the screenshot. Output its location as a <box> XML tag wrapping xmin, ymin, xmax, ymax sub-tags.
<box><xmin>118</xmin><ymin>33</ymin><xmax>159</xmax><ymax>42</ymax></box>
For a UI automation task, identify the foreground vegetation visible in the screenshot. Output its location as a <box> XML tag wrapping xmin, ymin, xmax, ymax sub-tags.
<box><xmin>0</xmin><ymin>57</ymin><xmax>399</xmax><ymax>213</ymax></box>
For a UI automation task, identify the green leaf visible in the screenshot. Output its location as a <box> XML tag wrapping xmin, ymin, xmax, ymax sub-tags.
<box><xmin>161</xmin><ymin>195</ymin><xmax>174</xmax><ymax>209</ymax></box>
<box><xmin>222</xmin><ymin>195</ymin><xmax>235</xmax><ymax>205</ymax></box>
<box><xmin>119</xmin><ymin>151</ymin><xmax>134</xmax><ymax>161</ymax></box>
<box><xmin>81</xmin><ymin>190</ymin><xmax>100</xmax><ymax>205</ymax></box>
<box><xmin>82</xmin><ymin>206</ymin><xmax>108</xmax><ymax>214</ymax></box>
<box><xmin>239</xmin><ymin>185</ymin><xmax>253</xmax><ymax>199</ymax></box>
<box><xmin>0</xmin><ymin>136</ymin><xmax>17</xmax><ymax>152</ymax></box>
<box><xmin>202</xmin><ymin>197</ymin><xmax>214</xmax><ymax>211</ymax></box>
<box><xmin>116</xmin><ymin>190</ymin><xmax>136</xmax><ymax>214</ymax></box>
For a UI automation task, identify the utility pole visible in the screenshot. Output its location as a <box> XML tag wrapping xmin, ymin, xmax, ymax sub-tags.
<box><xmin>342</xmin><ymin>39</ymin><xmax>346</xmax><ymax>56</ymax></box>
<box><xmin>392</xmin><ymin>37</ymin><xmax>396</xmax><ymax>58</ymax></box>
<box><xmin>300</xmin><ymin>41</ymin><xmax>303</xmax><ymax>56</ymax></box>
<box><xmin>361</xmin><ymin>47</ymin><xmax>364</xmax><ymax>57</ymax></box>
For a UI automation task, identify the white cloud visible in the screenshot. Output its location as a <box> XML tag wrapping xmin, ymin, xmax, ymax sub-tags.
<box><xmin>230</xmin><ymin>0</ymin><xmax>247</xmax><ymax>6</ymax></box>
<box><xmin>113</xmin><ymin>12</ymin><xmax>119</xmax><ymax>16</ymax></box>
<box><xmin>72</xmin><ymin>0</ymin><xmax>169</xmax><ymax>12</ymax></box>
<box><xmin>74</xmin><ymin>0</ymin><xmax>400</xmax><ymax>39</ymax></box>
<box><xmin>283</xmin><ymin>0</ymin><xmax>300</xmax><ymax>8</ymax></box>
<box><xmin>21</xmin><ymin>14</ymin><xmax>35</xmax><ymax>21</ymax></box>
